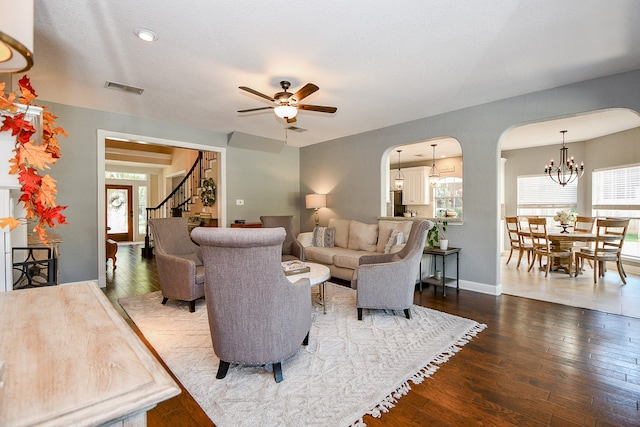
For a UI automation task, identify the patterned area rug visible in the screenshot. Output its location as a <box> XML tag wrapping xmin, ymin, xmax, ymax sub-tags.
<box><xmin>119</xmin><ymin>283</ymin><xmax>486</xmax><ymax>426</ymax></box>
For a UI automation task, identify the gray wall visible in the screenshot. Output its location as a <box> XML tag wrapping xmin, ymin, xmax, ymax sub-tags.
<box><xmin>43</xmin><ymin>102</ymin><xmax>299</xmax><ymax>283</ymax></box>
<box><xmin>300</xmin><ymin>70</ymin><xmax>640</xmax><ymax>294</ymax></box>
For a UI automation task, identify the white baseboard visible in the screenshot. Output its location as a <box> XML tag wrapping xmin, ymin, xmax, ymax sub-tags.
<box><xmin>455</xmin><ymin>279</ymin><xmax>502</xmax><ymax>296</ymax></box>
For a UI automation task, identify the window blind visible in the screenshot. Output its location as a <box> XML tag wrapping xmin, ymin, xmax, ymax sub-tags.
<box><xmin>517</xmin><ymin>175</ymin><xmax>577</xmax><ymax>208</ymax></box>
<box><xmin>592</xmin><ymin>165</ymin><xmax>640</xmax><ymax>210</ymax></box>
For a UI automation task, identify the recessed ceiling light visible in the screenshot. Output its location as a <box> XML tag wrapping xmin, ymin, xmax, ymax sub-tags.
<box><xmin>134</xmin><ymin>28</ymin><xmax>157</xmax><ymax>42</ymax></box>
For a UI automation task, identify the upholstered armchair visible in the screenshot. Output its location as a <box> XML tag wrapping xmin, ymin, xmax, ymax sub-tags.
<box><xmin>260</xmin><ymin>215</ymin><xmax>304</xmax><ymax>261</ymax></box>
<box><xmin>353</xmin><ymin>219</ymin><xmax>432</xmax><ymax>320</ymax></box>
<box><xmin>148</xmin><ymin>217</ymin><xmax>205</xmax><ymax>312</ymax></box>
<box><xmin>191</xmin><ymin>227</ymin><xmax>312</xmax><ymax>383</ymax></box>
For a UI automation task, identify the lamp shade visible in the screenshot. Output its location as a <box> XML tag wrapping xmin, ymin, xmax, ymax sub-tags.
<box><xmin>0</xmin><ymin>0</ymin><xmax>34</xmax><ymax>73</ymax></box>
<box><xmin>305</xmin><ymin>193</ymin><xmax>326</xmax><ymax>209</ymax></box>
<box><xmin>274</xmin><ymin>105</ymin><xmax>298</xmax><ymax>119</ymax></box>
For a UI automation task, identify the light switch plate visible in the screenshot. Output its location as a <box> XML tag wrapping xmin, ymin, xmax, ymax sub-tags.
<box><xmin>236</xmin><ymin>199</ymin><xmax>244</xmax><ymax>206</ymax></box>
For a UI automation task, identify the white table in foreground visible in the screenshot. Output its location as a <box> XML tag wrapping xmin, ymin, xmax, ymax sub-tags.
<box><xmin>0</xmin><ymin>282</ymin><xmax>180</xmax><ymax>427</ymax></box>
<box><xmin>286</xmin><ymin>262</ymin><xmax>330</xmax><ymax>314</ymax></box>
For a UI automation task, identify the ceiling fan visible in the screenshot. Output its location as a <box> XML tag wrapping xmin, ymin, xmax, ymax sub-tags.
<box><xmin>237</xmin><ymin>80</ymin><xmax>337</xmax><ymax>123</ymax></box>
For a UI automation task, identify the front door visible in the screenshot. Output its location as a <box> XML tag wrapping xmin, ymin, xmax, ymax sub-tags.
<box><xmin>106</xmin><ymin>185</ymin><xmax>133</xmax><ymax>242</ymax></box>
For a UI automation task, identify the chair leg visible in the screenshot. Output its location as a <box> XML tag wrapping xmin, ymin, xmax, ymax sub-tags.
<box><xmin>216</xmin><ymin>361</ymin><xmax>230</xmax><ymax>379</ymax></box>
<box><xmin>506</xmin><ymin>248</ymin><xmax>513</xmax><ymax>265</ymax></box>
<box><xmin>528</xmin><ymin>254</ymin><xmax>536</xmax><ymax>272</ymax></box>
<box><xmin>545</xmin><ymin>255</ymin><xmax>550</xmax><ymax>277</ymax></box>
<box><xmin>404</xmin><ymin>308</ymin><xmax>411</xmax><ymax>319</ymax></box>
<box><xmin>516</xmin><ymin>249</ymin><xmax>524</xmax><ymax>268</ymax></box>
<box><xmin>189</xmin><ymin>300</ymin><xmax>196</xmax><ymax>313</ymax></box>
<box><xmin>161</xmin><ymin>297</ymin><xmax>168</xmax><ymax>305</ymax></box>
<box><xmin>302</xmin><ymin>332</ymin><xmax>309</xmax><ymax>346</ymax></box>
<box><xmin>616</xmin><ymin>260</ymin><xmax>627</xmax><ymax>284</ymax></box>
<box><xmin>357</xmin><ymin>307</ymin><xmax>363</xmax><ymax>320</ymax></box>
<box><xmin>273</xmin><ymin>362</ymin><xmax>283</xmax><ymax>383</ymax></box>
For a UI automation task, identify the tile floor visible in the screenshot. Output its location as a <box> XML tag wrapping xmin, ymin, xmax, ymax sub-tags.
<box><xmin>500</xmin><ymin>253</ymin><xmax>640</xmax><ymax>319</ymax></box>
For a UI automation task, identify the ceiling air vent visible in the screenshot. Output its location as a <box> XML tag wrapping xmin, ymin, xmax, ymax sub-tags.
<box><xmin>286</xmin><ymin>126</ymin><xmax>307</xmax><ymax>133</ymax></box>
<box><xmin>105</xmin><ymin>81</ymin><xmax>144</xmax><ymax>95</ymax></box>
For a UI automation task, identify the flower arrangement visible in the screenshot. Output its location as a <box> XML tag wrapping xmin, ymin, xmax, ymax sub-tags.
<box><xmin>553</xmin><ymin>209</ymin><xmax>576</xmax><ymax>225</ymax></box>
<box><xmin>0</xmin><ymin>76</ymin><xmax>68</xmax><ymax>243</ymax></box>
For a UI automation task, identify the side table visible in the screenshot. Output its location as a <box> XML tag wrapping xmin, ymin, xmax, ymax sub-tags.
<box><xmin>421</xmin><ymin>246</ymin><xmax>461</xmax><ymax>297</ymax></box>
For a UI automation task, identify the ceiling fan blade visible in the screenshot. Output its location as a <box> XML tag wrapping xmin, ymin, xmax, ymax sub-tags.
<box><xmin>237</xmin><ymin>106</ymin><xmax>274</xmax><ymax>113</ymax></box>
<box><xmin>290</xmin><ymin>83</ymin><xmax>319</xmax><ymax>103</ymax></box>
<box><xmin>298</xmin><ymin>104</ymin><xmax>337</xmax><ymax>113</ymax></box>
<box><xmin>239</xmin><ymin>86</ymin><xmax>275</xmax><ymax>102</ymax></box>
<box><xmin>286</xmin><ymin>116</ymin><xmax>297</xmax><ymax>124</ymax></box>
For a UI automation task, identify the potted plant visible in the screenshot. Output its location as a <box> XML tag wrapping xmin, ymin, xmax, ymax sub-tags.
<box><xmin>427</xmin><ymin>220</ymin><xmax>448</xmax><ymax>249</ymax></box>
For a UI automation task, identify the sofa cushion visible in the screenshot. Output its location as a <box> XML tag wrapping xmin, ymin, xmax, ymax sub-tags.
<box><xmin>347</xmin><ymin>220</ymin><xmax>379</xmax><ymax>252</ymax></box>
<box><xmin>384</xmin><ymin>229</ymin><xmax>404</xmax><ymax>254</ymax></box>
<box><xmin>305</xmin><ymin>246</ymin><xmax>354</xmax><ymax>265</ymax></box>
<box><xmin>334</xmin><ymin>250</ymin><xmax>379</xmax><ymax>270</ymax></box>
<box><xmin>328</xmin><ymin>218</ymin><xmax>352</xmax><ymax>249</ymax></box>
<box><xmin>376</xmin><ymin>220</ymin><xmax>413</xmax><ymax>253</ymax></box>
<box><xmin>312</xmin><ymin>226</ymin><xmax>335</xmax><ymax>247</ymax></box>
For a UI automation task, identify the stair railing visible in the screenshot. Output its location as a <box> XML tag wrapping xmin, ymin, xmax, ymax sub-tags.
<box><xmin>142</xmin><ymin>150</ymin><xmax>216</xmax><ymax>256</ymax></box>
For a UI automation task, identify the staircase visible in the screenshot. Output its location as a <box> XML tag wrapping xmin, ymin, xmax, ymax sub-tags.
<box><xmin>142</xmin><ymin>150</ymin><xmax>216</xmax><ymax>257</ymax></box>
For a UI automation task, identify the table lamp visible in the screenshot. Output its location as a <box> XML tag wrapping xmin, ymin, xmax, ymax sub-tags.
<box><xmin>305</xmin><ymin>194</ymin><xmax>326</xmax><ymax>226</ymax></box>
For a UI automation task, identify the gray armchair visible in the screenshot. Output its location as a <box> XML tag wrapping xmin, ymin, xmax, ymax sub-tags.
<box><xmin>353</xmin><ymin>219</ymin><xmax>432</xmax><ymax>320</ymax></box>
<box><xmin>260</xmin><ymin>215</ymin><xmax>304</xmax><ymax>261</ymax></box>
<box><xmin>191</xmin><ymin>227</ymin><xmax>312</xmax><ymax>383</ymax></box>
<box><xmin>149</xmin><ymin>217</ymin><xmax>205</xmax><ymax>312</ymax></box>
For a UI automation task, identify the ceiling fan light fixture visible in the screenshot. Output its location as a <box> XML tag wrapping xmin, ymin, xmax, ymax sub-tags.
<box><xmin>0</xmin><ymin>0</ymin><xmax>34</xmax><ymax>73</ymax></box>
<box><xmin>274</xmin><ymin>105</ymin><xmax>297</xmax><ymax>119</ymax></box>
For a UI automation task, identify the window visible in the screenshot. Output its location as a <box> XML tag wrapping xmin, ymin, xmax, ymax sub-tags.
<box><xmin>105</xmin><ymin>171</ymin><xmax>148</xmax><ymax>181</ymax></box>
<box><xmin>592</xmin><ymin>165</ymin><xmax>640</xmax><ymax>259</ymax></box>
<box><xmin>517</xmin><ymin>174</ymin><xmax>577</xmax><ymax>217</ymax></box>
<box><xmin>434</xmin><ymin>177</ymin><xmax>463</xmax><ymax>218</ymax></box>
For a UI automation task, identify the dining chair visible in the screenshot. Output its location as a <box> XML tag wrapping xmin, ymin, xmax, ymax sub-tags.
<box><xmin>527</xmin><ymin>217</ymin><xmax>573</xmax><ymax>277</ymax></box>
<box><xmin>573</xmin><ymin>218</ymin><xmax>629</xmax><ymax>284</ymax></box>
<box><xmin>572</xmin><ymin>216</ymin><xmax>596</xmax><ymax>267</ymax></box>
<box><xmin>574</xmin><ymin>216</ymin><xmax>596</xmax><ymax>233</ymax></box>
<box><xmin>505</xmin><ymin>217</ymin><xmax>533</xmax><ymax>268</ymax></box>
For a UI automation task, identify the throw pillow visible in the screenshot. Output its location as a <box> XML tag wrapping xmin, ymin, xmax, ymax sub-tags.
<box><xmin>384</xmin><ymin>229</ymin><xmax>404</xmax><ymax>254</ymax></box>
<box><xmin>312</xmin><ymin>226</ymin><xmax>335</xmax><ymax>247</ymax></box>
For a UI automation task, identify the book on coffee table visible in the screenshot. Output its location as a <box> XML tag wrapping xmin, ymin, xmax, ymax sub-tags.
<box><xmin>281</xmin><ymin>261</ymin><xmax>310</xmax><ymax>276</ymax></box>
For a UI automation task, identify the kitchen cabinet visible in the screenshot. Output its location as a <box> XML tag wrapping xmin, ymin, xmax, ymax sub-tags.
<box><xmin>401</xmin><ymin>166</ymin><xmax>431</xmax><ymax>205</ymax></box>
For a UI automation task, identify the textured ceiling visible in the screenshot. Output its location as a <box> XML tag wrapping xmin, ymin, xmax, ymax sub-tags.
<box><xmin>15</xmin><ymin>1</ymin><xmax>640</xmax><ymax>149</ymax></box>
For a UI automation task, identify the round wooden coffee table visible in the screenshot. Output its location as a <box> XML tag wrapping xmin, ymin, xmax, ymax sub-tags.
<box><xmin>286</xmin><ymin>262</ymin><xmax>330</xmax><ymax>313</ymax></box>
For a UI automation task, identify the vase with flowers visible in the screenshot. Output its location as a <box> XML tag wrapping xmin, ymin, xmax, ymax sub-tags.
<box><xmin>553</xmin><ymin>209</ymin><xmax>576</xmax><ymax>233</ymax></box>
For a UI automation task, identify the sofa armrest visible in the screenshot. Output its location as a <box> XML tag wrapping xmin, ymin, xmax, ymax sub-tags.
<box><xmin>358</xmin><ymin>252</ymin><xmax>397</xmax><ymax>266</ymax></box>
<box><xmin>297</xmin><ymin>232</ymin><xmax>314</xmax><ymax>248</ymax></box>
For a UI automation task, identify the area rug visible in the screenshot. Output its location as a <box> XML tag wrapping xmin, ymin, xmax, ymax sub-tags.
<box><xmin>119</xmin><ymin>283</ymin><xmax>486</xmax><ymax>427</ymax></box>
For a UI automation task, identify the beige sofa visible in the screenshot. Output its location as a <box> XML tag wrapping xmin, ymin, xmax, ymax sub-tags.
<box><xmin>300</xmin><ymin>218</ymin><xmax>433</xmax><ymax>281</ymax></box>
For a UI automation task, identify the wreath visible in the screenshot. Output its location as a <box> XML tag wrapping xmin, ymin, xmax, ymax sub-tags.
<box><xmin>200</xmin><ymin>177</ymin><xmax>216</xmax><ymax>207</ymax></box>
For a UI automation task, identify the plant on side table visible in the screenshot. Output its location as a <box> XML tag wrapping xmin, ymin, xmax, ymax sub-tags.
<box><xmin>427</xmin><ymin>220</ymin><xmax>448</xmax><ymax>249</ymax></box>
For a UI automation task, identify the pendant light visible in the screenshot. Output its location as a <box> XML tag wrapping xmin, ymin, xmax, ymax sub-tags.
<box><xmin>394</xmin><ymin>150</ymin><xmax>404</xmax><ymax>191</ymax></box>
<box><xmin>429</xmin><ymin>144</ymin><xmax>440</xmax><ymax>188</ymax></box>
<box><xmin>544</xmin><ymin>130</ymin><xmax>584</xmax><ymax>187</ymax></box>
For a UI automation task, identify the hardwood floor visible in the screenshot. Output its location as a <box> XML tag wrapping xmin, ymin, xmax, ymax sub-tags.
<box><xmin>103</xmin><ymin>244</ymin><xmax>640</xmax><ymax>426</ymax></box>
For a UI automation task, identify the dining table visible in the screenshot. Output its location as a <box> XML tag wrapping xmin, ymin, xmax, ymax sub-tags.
<box><xmin>545</xmin><ymin>230</ymin><xmax>618</xmax><ymax>274</ymax></box>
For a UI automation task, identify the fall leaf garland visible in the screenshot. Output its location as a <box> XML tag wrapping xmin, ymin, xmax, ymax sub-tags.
<box><xmin>0</xmin><ymin>75</ymin><xmax>68</xmax><ymax>243</ymax></box>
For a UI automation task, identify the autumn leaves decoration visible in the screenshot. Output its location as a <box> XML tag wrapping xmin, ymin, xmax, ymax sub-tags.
<box><xmin>0</xmin><ymin>76</ymin><xmax>68</xmax><ymax>243</ymax></box>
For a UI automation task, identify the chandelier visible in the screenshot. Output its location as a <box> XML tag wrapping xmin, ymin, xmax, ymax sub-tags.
<box><xmin>393</xmin><ymin>150</ymin><xmax>404</xmax><ymax>191</ymax></box>
<box><xmin>544</xmin><ymin>130</ymin><xmax>584</xmax><ymax>187</ymax></box>
<box><xmin>429</xmin><ymin>143</ymin><xmax>440</xmax><ymax>188</ymax></box>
